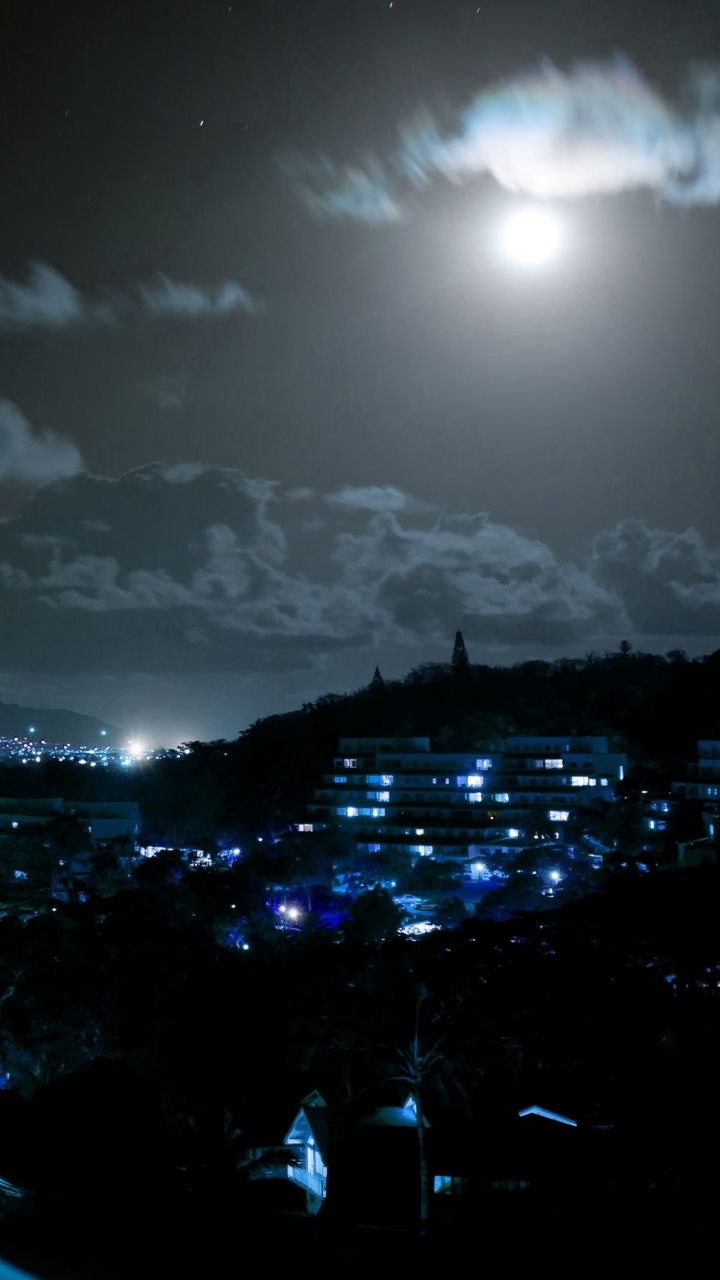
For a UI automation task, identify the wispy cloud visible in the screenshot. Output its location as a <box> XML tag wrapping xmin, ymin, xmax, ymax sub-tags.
<box><xmin>141</xmin><ymin>374</ymin><xmax>188</xmax><ymax>411</ymax></box>
<box><xmin>287</xmin><ymin>58</ymin><xmax>720</xmax><ymax>222</ymax></box>
<box><xmin>325</xmin><ymin>485</ymin><xmax>414</xmax><ymax>513</ymax></box>
<box><xmin>0</xmin><ymin>400</ymin><xmax>83</xmax><ymax>484</ymax></box>
<box><xmin>0</xmin><ymin>263</ymin><xmax>260</xmax><ymax>334</ymax></box>
<box><xmin>279</xmin><ymin>152</ymin><xmax>405</xmax><ymax>224</ymax></box>
<box><xmin>0</xmin><ymin>262</ymin><xmax>102</xmax><ymax>332</ymax></box>
<box><xmin>137</xmin><ymin>275</ymin><xmax>260</xmax><ymax>318</ymax></box>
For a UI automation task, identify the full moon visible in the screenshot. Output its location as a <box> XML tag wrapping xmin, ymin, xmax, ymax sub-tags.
<box><xmin>498</xmin><ymin>207</ymin><xmax>564</xmax><ymax>268</ymax></box>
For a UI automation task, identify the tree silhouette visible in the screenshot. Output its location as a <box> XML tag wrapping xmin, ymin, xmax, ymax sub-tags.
<box><xmin>451</xmin><ymin>630</ymin><xmax>470</xmax><ymax>673</ymax></box>
<box><xmin>370</xmin><ymin>665</ymin><xmax>385</xmax><ymax>689</ymax></box>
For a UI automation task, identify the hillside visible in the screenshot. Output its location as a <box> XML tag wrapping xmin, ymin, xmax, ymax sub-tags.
<box><xmin>0</xmin><ymin>699</ymin><xmax>122</xmax><ymax>748</ymax></box>
<box><xmin>1</xmin><ymin>648</ymin><xmax>720</xmax><ymax>841</ymax></box>
<box><xmin>228</xmin><ymin>647</ymin><xmax>720</xmax><ymax>824</ymax></box>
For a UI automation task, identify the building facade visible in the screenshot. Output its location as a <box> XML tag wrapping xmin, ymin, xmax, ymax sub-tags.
<box><xmin>0</xmin><ymin>798</ymin><xmax>139</xmax><ymax>850</ymax></box>
<box><xmin>672</xmin><ymin>740</ymin><xmax>720</xmax><ymax>802</ymax></box>
<box><xmin>307</xmin><ymin>736</ymin><xmax>626</xmax><ymax>864</ymax></box>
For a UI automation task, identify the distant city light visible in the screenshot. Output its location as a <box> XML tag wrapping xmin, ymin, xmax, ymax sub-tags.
<box><xmin>287</xmin><ymin>906</ymin><xmax>300</xmax><ymax>921</ymax></box>
<box><xmin>549</xmin><ymin>870</ymin><xmax>561</xmax><ymax>882</ymax></box>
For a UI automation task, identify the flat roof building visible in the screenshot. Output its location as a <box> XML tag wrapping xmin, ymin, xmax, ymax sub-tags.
<box><xmin>308</xmin><ymin>736</ymin><xmax>626</xmax><ymax>864</ymax></box>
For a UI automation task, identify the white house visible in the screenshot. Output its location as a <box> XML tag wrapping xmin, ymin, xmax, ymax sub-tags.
<box><xmin>283</xmin><ymin>1090</ymin><xmax>330</xmax><ymax>1214</ymax></box>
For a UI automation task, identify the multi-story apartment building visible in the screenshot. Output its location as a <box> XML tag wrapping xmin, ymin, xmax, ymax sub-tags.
<box><xmin>0</xmin><ymin>797</ymin><xmax>140</xmax><ymax>850</ymax></box>
<box><xmin>672</xmin><ymin>741</ymin><xmax>720</xmax><ymax>803</ymax></box>
<box><xmin>307</xmin><ymin>735</ymin><xmax>626</xmax><ymax>863</ymax></box>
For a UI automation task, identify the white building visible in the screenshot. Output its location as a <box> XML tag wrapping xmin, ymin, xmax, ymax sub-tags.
<box><xmin>307</xmin><ymin>735</ymin><xmax>626</xmax><ymax>864</ymax></box>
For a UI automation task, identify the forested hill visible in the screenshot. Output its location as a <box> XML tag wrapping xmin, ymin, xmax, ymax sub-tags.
<box><xmin>2</xmin><ymin>649</ymin><xmax>720</xmax><ymax>843</ymax></box>
<box><xmin>229</xmin><ymin>648</ymin><xmax>720</xmax><ymax>828</ymax></box>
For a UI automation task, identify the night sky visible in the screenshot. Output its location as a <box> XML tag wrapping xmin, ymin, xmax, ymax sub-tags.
<box><xmin>2</xmin><ymin>0</ymin><xmax>720</xmax><ymax>743</ymax></box>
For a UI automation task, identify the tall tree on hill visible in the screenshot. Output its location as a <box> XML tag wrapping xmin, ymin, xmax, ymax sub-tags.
<box><xmin>451</xmin><ymin>630</ymin><xmax>470</xmax><ymax>674</ymax></box>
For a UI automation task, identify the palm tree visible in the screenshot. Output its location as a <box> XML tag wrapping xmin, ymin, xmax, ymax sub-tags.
<box><xmin>381</xmin><ymin>987</ymin><xmax>444</xmax><ymax>1230</ymax></box>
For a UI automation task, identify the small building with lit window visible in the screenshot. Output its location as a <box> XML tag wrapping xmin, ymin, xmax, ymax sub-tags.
<box><xmin>283</xmin><ymin>1091</ymin><xmax>329</xmax><ymax>1215</ymax></box>
<box><xmin>672</xmin><ymin>740</ymin><xmax>720</xmax><ymax>802</ymax></box>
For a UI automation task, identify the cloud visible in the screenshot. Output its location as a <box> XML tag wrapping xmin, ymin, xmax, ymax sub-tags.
<box><xmin>279</xmin><ymin>152</ymin><xmax>405</xmax><ymax>224</ymax></box>
<box><xmin>591</xmin><ymin>517</ymin><xmax>720</xmax><ymax>634</ymax></box>
<box><xmin>4</xmin><ymin>467</ymin><xmax>720</xmax><ymax>736</ymax></box>
<box><xmin>0</xmin><ymin>262</ymin><xmax>99</xmax><ymax>332</ymax></box>
<box><xmin>141</xmin><ymin>374</ymin><xmax>188</xmax><ymax>411</ymax></box>
<box><xmin>2</xmin><ymin>464</ymin><xmax>720</xmax><ymax>690</ymax></box>
<box><xmin>0</xmin><ymin>400</ymin><xmax>83</xmax><ymax>484</ymax></box>
<box><xmin>0</xmin><ymin>263</ymin><xmax>259</xmax><ymax>334</ymax></box>
<box><xmin>137</xmin><ymin>275</ymin><xmax>259</xmax><ymax>318</ymax></box>
<box><xmin>290</xmin><ymin>58</ymin><xmax>720</xmax><ymax>221</ymax></box>
<box><xmin>325</xmin><ymin>485</ymin><xmax>416</xmax><ymax>513</ymax></box>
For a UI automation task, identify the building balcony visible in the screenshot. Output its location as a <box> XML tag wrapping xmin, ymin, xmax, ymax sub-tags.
<box><xmin>287</xmin><ymin>1164</ymin><xmax>326</xmax><ymax>1198</ymax></box>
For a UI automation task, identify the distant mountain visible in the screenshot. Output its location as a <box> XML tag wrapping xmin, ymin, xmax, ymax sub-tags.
<box><xmin>0</xmin><ymin>699</ymin><xmax>122</xmax><ymax>748</ymax></box>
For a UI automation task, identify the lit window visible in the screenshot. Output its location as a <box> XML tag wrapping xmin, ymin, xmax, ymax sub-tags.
<box><xmin>507</xmin><ymin>828</ymin><xmax>520</xmax><ymax>838</ymax></box>
<box><xmin>600</xmin><ymin>778</ymin><xmax>609</xmax><ymax>787</ymax></box>
<box><xmin>535</xmin><ymin>760</ymin><xmax>545</xmax><ymax>769</ymax></box>
<box><xmin>619</xmin><ymin>765</ymin><xmax>624</xmax><ymax>780</ymax></box>
<box><xmin>476</xmin><ymin>758</ymin><xmax>492</xmax><ymax>770</ymax></box>
<box><xmin>492</xmin><ymin>793</ymin><xmax>509</xmax><ymax>804</ymax></box>
<box><xmin>456</xmin><ymin>776</ymin><xmax>467</xmax><ymax>788</ymax></box>
<box><xmin>367</xmin><ymin>774</ymin><xmax>393</xmax><ymax>785</ymax></box>
<box><xmin>571</xmin><ymin>776</ymin><xmax>589</xmax><ymax>786</ymax></box>
<box><xmin>297</xmin><ymin>824</ymin><xmax>314</xmax><ymax>832</ymax></box>
<box><xmin>466</xmin><ymin>775</ymin><xmax>483</xmax><ymax>788</ymax></box>
<box><xmin>545</xmin><ymin>758</ymin><xmax>563</xmax><ymax>768</ymax></box>
<box><xmin>467</xmin><ymin>793</ymin><xmax>483</xmax><ymax>803</ymax></box>
<box><xmin>368</xmin><ymin>791</ymin><xmax>390</xmax><ymax>802</ymax></box>
<box><xmin>410</xmin><ymin>845</ymin><xmax>434</xmax><ymax>856</ymax></box>
<box><xmin>343</xmin><ymin>758</ymin><xmax>357</xmax><ymax>768</ymax></box>
<box><xmin>549</xmin><ymin>810</ymin><xmax>569</xmax><ymax>822</ymax></box>
<box><xmin>368</xmin><ymin>843</ymin><xmax>381</xmax><ymax>853</ymax></box>
<box><xmin>333</xmin><ymin>775</ymin><xmax>347</xmax><ymax>783</ymax></box>
<box><xmin>371</xmin><ymin>808</ymin><xmax>385</xmax><ymax>818</ymax></box>
<box><xmin>415</xmin><ymin>828</ymin><xmax>425</xmax><ymax>835</ymax></box>
<box><xmin>342</xmin><ymin>807</ymin><xmax>358</xmax><ymax>818</ymax></box>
